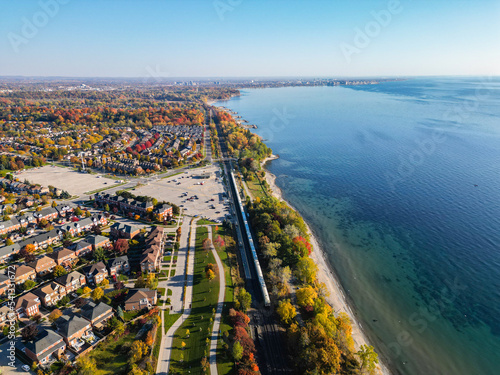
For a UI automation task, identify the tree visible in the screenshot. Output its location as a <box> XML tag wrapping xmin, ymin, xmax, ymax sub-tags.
<box><xmin>23</xmin><ymin>280</ymin><xmax>36</xmax><ymax>290</ymax></box>
<box><xmin>93</xmin><ymin>246</ymin><xmax>106</xmax><ymax>262</ymax></box>
<box><xmin>82</xmin><ymin>286</ymin><xmax>92</xmax><ymax>295</ymax></box>
<box><xmin>117</xmin><ymin>306</ymin><xmax>124</xmax><ymax>320</ymax></box>
<box><xmin>232</xmin><ymin>341</ymin><xmax>243</xmax><ymax>361</ymax></box>
<box><xmin>53</xmin><ymin>265</ymin><xmax>66</xmax><ymax>277</ymax></box>
<box><xmin>51</xmin><ymin>201</ymin><xmax>57</xmax><ymax>208</ymax></box>
<box><xmin>129</xmin><ymin>340</ymin><xmax>148</xmax><ymax>363</ymax></box>
<box><xmin>75</xmin><ymin>207</ymin><xmax>83</xmax><ymax>216</ymax></box>
<box><xmin>99</xmin><ymin>278</ymin><xmax>109</xmax><ymax>287</ymax></box>
<box><xmin>276</xmin><ymin>299</ymin><xmax>296</xmax><ymax>325</ymax></box>
<box><xmin>24</xmin><ymin>243</ymin><xmax>36</xmax><ymax>254</ymax></box>
<box><xmin>236</xmin><ymin>288</ymin><xmax>252</xmax><ymax>312</ymax></box>
<box><xmin>206</xmin><ymin>269</ymin><xmax>215</xmax><ymax>281</ymax></box>
<box><xmin>74</xmin><ymin>298</ymin><xmax>86</xmax><ymax>308</ymax></box>
<box><xmin>202</xmin><ymin>238</ymin><xmax>212</xmax><ymax>252</ymax></box>
<box><xmin>181</xmin><ymin>341</ymin><xmax>186</xmax><ymax>349</ymax></box>
<box><xmin>19</xmin><ymin>247</ymin><xmax>35</xmax><ymax>262</ymax></box>
<box><xmin>114</xmin><ymin>238</ymin><xmax>129</xmax><ymax>254</ymax></box>
<box><xmin>104</xmin><ymin>204</ymin><xmax>110</xmax><ymax>212</ymax></box>
<box><xmin>21</xmin><ymin>324</ymin><xmax>39</xmax><ymax>341</ymax></box>
<box><xmin>5</xmin><ymin>238</ymin><xmax>13</xmax><ymax>246</ymax></box>
<box><xmin>91</xmin><ymin>287</ymin><xmax>104</xmax><ymax>302</ymax></box>
<box><xmin>296</xmin><ymin>257</ymin><xmax>318</xmax><ymax>284</ymax></box>
<box><xmin>296</xmin><ymin>286</ymin><xmax>318</xmax><ymax>308</ymax></box>
<box><xmin>76</xmin><ymin>355</ymin><xmax>96</xmax><ymax>375</ymax></box>
<box><xmin>357</xmin><ymin>344</ymin><xmax>379</xmax><ymax>373</ymax></box>
<box><xmin>48</xmin><ymin>309</ymin><xmax>63</xmax><ymax>322</ymax></box>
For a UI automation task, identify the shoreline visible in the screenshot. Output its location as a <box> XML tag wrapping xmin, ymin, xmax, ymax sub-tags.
<box><xmin>261</xmin><ymin>155</ymin><xmax>392</xmax><ymax>375</ymax></box>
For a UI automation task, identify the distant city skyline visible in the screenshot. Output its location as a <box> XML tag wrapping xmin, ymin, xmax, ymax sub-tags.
<box><xmin>1</xmin><ymin>0</ymin><xmax>499</xmax><ymax>78</ymax></box>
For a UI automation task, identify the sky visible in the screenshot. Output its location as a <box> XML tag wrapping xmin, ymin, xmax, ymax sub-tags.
<box><xmin>0</xmin><ymin>0</ymin><xmax>499</xmax><ymax>78</ymax></box>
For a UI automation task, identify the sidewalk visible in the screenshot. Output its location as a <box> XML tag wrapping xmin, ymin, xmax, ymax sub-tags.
<box><xmin>156</xmin><ymin>218</ymin><xmax>197</xmax><ymax>375</ymax></box>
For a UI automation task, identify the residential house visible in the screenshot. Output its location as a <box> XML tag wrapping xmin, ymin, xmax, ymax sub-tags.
<box><xmin>86</xmin><ymin>234</ymin><xmax>111</xmax><ymax>250</ymax></box>
<box><xmin>14</xmin><ymin>292</ymin><xmax>41</xmax><ymax>317</ymax></box>
<box><xmin>18</xmin><ymin>229</ymin><xmax>62</xmax><ymax>250</ymax></box>
<box><xmin>33</xmin><ymin>207</ymin><xmax>59</xmax><ymax>222</ymax></box>
<box><xmin>49</xmin><ymin>248</ymin><xmax>77</xmax><ymax>267</ymax></box>
<box><xmin>28</xmin><ymin>256</ymin><xmax>57</xmax><ymax>276</ymax></box>
<box><xmin>80</xmin><ymin>302</ymin><xmax>114</xmax><ymax>329</ymax></box>
<box><xmin>124</xmin><ymin>288</ymin><xmax>157</xmax><ymax>311</ymax></box>
<box><xmin>154</xmin><ymin>203</ymin><xmax>173</xmax><ymax>220</ymax></box>
<box><xmin>0</xmin><ymin>243</ymin><xmax>20</xmax><ymax>263</ymax></box>
<box><xmin>140</xmin><ymin>248</ymin><xmax>160</xmax><ymax>273</ymax></box>
<box><xmin>0</xmin><ymin>305</ymin><xmax>14</xmax><ymax>327</ymax></box>
<box><xmin>67</xmin><ymin>240</ymin><xmax>92</xmax><ymax>257</ymax></box>
<box><xmin>55</xmin><ymin>271</ymin><xmax>86</xmax><ymax>293</ymax></box>
<box><xmin>13</xmin><ymin>265</ymin><xmax>36</xmax><ymax>285</ymax></box>
<box><xmin>0</xmin><ymin>217</ymin><xmax>21</xmax><ymax>235</ymax></box>
<box><xmin>107</xmin><ymin>256</ymin><xmax>129</xmax><ymax>276</ymax></box>
<box><xmin>110</xmin><ymin>222</ymin><xmax>140</xmax><ymax>239</ymax></box>
<box><xmin>33</xmin><ymin>282</ymin><xmax>67</xmax><ymax>307</ymax></box>
<box><xmin>55</xmin><ymin>314</ymin><xmax>93</xmax><ymax>349</ymax></box>
<box><xmin>55</xmin><ymin>204</ymin><xmax>74</xmax><ymax>217</ymax></box>
<box><xmin>82</xmin><ymin>262</ymin><xmax>108</xmax><ymax>285</ymax></box>
<box><xmin>22</xmin><ymin>329</ymin><xmax>66</xmax><ymax>365</ymax></box>
<box><xmin>0</xmin><ymin>274</ymin><xmax>10</xmax><ymax>296</ymax></box>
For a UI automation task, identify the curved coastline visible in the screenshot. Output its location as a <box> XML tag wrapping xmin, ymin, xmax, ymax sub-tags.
<box><xmin>261</xmin><ymin>155</ymin><xmax>392</xmax><ymax>375</ymax></box>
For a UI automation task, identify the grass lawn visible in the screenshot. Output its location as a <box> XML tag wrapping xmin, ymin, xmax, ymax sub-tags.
<box><xmin>167</xmin><ymin>288</ymin><xmax>173</xmax><ymax>296</ymax></box>
<box><xmin>197</xmin><ymin>218</ymin><xmax>218</xmax><ymax>225</ymax></box>
<box><xmin>164</xmin><ymin>256</ymin><xmax>171</xmax><ymax>262</ymax></box>
<box><xmin>123</xmin><ymin>311</ymin><xmax>140</xmax><ymax>322</ymax></box>
<box><xmin>164</xmin><ymin>310</ymin><xmax>182</xmax><ymax>333</ymax></box>
<box><xmin>169</xmin><ymin>226</ymin><xmax>219</xmax><ymax>375</ymax></box>
<box><xmin>85</xmin><ymin>327</ymin><xmax>138</xmax><ymax>374</ymax></box>
<box><xmin>158</xmin><ymin>287</ymin><xmax>166</xmax><ymax>297</ymax></box>
<box><xmin>245</xmin><ymin>172</ymin><xmax>268</xmax><ymax>200</ymax></box>
<box><xmin>170</xmin><ymin>269</ymin><xmax>176</xmax><ymax>277</ymax></box>
<box><xmin>213</xmin><ymin>226</ymin><xmax>236</xmax><ymax>375</ymax></box>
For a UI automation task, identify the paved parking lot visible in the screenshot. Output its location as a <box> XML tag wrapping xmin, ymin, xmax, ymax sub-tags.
<box><xmin>18</xmin><ymin>166</ymin><xmax>118</xmax><ymax>196</ymax></box>
<box><xmin>0</xmin><ymin>341</ymin><xmax>32</xmax><ymax>374</ymax></box>
<box><xmin>132</xmin><ymin>165</ymin><xmax>232</xmax><ymax>222</ymax></box>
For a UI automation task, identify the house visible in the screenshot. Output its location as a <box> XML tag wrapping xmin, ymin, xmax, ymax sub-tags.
<box><xmin>55</xmin><ymin>271</ymin><xmax>86</xmax><ymax>293</ymax></box>
<box><xmin>33</xmin><ymin>282</ymin><xmax>67</xmax><ymax>307</ymax></box>
<box><xmin>0</xmin><ymin>274</ymin><xmax>10</xmax><ymax>296</ymax></box>
<box><xmin>15</xmin><ymin>292</ymin><xmax>41</xmax><ymax>317</ymax></box>
<box><xmin>140</xmin><ymin>249</ymin><xmax>160</xmax><ymax>273</ymax></box>
<box><xmin>124</xmin><ymin>288</ymin><xmax>157</xmax><ymax>311</ymax></box>
<box><xmin>55</xmin><ymin>314</ymin><xmax>93</xmax><ymax>349</ymax></box>
<box><xmin>29</xmin><ymin>256</ymin><xmax>57</xmax><ymax>276</ymax></box>
<box><xmin>67</xmin><ymin>240</ymin><xmax>92</xmax><ymax>256</ymax></box>
<box><xmin>33</xmin><ymin>207</ymin><xmax>59</xmax><ymax>222</ymax></box>
<box><xmin>22</xmin><ymin>329</ymin><xmax>66</xmax><ymax>365</ymax></box>
<box><xmin>18</xmin><ymin>229</ymin><xmax>62</xmax><ymax>250</ymax></box>
<box><xmin>80</xmin><ymin>302</ymin><xmax>114</xmax><ymax>329</ymax></box>
<box><xmin>110</xmin><ymin>222</ymin><xmax>140</xmax><ymax>239</ymax></box>
<box><xmin>0</xmin><ymin>242</ymin><xmax>20</xmax><ymax>263</ymax></box>
<box><xmin>13</xmin><ymin>265</ymin><xmax>36</xmax><ymax>285</ymax></box>
<box><xmin>86</xmin><ymin>234</ymin><xmax>111</xmax><ymax>250</ymax></box>
<box><xmin>0</xmin><ymin>305</ymin><xmax>14</xmax><ymax>327</ymax></box>
<box><xmin>82</xmin><ymin>262</ymin><xmax>108</xmax><ymax>285</ymax></box>
<box><xmin>154</xmin><ymin>203</ymin><xmax>173</xmax><ymax>220</ymax></box>
<box><xmin>55</xmin><ymin>204</ymin><xmax>74</xmax><ymax>217</ymax></box>
<box><xmin>107</xmin><ymin>256</ymin><xmax>130</xmax><ymax>276</ymax></box>
<box><xmin>49</xmin><ymin>248</ymin><xmax>77</xmax><ymax>267</ymax></box>
<box><xmin>0</xmin><ymin>217</ymin><xmax>21</xmax><ymax>235</ymax></box>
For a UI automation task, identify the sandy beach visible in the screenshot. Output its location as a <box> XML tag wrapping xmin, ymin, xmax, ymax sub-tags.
<box><xmin>261</xmin><ymin>155</ymin><xmax>391</xmax><ymax>375</ymax></box>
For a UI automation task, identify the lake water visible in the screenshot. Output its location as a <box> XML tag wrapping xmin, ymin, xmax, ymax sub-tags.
<box><xmin>215</xmin><ymin>77</ymin><xmax>500</xmax><ymax>375</ymax></box>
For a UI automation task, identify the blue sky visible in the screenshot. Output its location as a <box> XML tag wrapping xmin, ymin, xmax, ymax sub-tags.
<box><xmin>0</xmin><ymin>0</ymin><xmax>499</xmax><ymax>77</ymax></box>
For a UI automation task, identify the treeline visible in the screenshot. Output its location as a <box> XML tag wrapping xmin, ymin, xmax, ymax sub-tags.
<box><xmin>215</xmin><ymin>111</ymin><xmax>271</xmax><ymax>161</ymax></box>
<box><xmin>248</xmin><ymin>196</ymin><xmax>379</xmax><ymax>374</ymax></box>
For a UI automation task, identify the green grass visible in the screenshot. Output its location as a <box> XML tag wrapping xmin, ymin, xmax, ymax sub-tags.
<box><xmin>158</xmin><ymin>287</ymin><xmax>166</xmax><ymax>297</ymax></box>
<box><xmin>163</xmin><ymin>256</ymin><xmax>171</xmax><ymax>262</ymax></box>
<box><xmin>169</xmin><ymin>225</ymin><xmax>219</xmax><ymax>375</ymax></box>
<box><xmin>197</xmin><ymin>218</ymin><xmax>218</xmax><ymax>225</ymax></box>
<box><xmin>245</xmin><ymin>172</ymin><xmax>268</xmax><ymax>200</ymax></box>
<box><xmin>85</xmin><ymin>327</ymin><xmax>138</xmax><ymax>374</ymax></box>
<box><xmin>164</xmin><ymin>310</ymin><xmax>182</xmax><ymax>334</ymax></box>
<box><xmin>167</xmin><ymin>288</ymin><xmax>173</xmax><ymax>296</ymax></box>
<box><xmin>123</xmin><ymin>311</ymin><xmax>140</xmax><ymax>322</ymax></box>
<box><xmin>170</xmin><ymin>270</ymin><xmax>176</xmax><ymax>277</ymax></box>
<box><xmin>213</xmin><ymin>226</ymin><xmax>236</xmax><ymax>375</ymax></box>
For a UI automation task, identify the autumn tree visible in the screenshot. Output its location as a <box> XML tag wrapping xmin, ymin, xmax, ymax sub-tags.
<box><xmin>276</xmin><ymin>299</ymin><xmax>296</xmax><ymax>325</ymax></box>
<box><xmin>357</xmin><ymin>344</ymin><xmax>379</xmax><ymax>373</ymax></box>
<box><xmin>114</xmin><ymin>238</ymin><xmax>129</xmax><ymax>254</ymax></box>
<box><xmin>53</xmin><ymin>265</ymin><xmax>66</xmax><ymax>277</ymax></box>
<box><xmin>206</xmin><ymin>269</ymin><xmax>215</xmax><ymax>281</ymax></box>
<box><xmin>232</xmin><ymin>341</ymin><xmax>243</xmax><ymax>362</ymax></box>
<box><xmin>296</xmin><ymin>257</ymin><xmax>318</xmax><ymax>284</ymax></box>
<box><xmin>21</xmin><ymin>324</ymin><xmax>39</xmax><ymax>341</ymax></box>
<box><xmin>91</xmin><ymin>287</ymin><xmax>104</xmax><ymax>302</ymax></box>
<box><xmin>76</xmin><ymin>355</ymin><xmax>97</xmax><ymax>375</ymax></box>
<box><xmin>48</xmin><ymin>309</ymin><xmax>63</xmax><ymax>322</ymax></box>
<box><xmin>129</xmin><ymin>340</ymin><xmax>148</xmax><ymax>363</ymax></box>
<box><xmin>236</xmin><ymin>288</ymin><xmax>252</xmax><ymax>312</ymax></box>
<box><xmin>296</xmin><ymin>285</ymin><xmax>318</xmax><ymax>308</ymax></box>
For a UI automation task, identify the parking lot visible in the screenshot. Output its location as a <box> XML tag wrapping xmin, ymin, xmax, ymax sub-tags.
<box><xmin>18</xmin><ymin>166</ymin><xmax>119</xmax><ymax>196</ymax></box>
<box><xmin>132</xmin><ymin>165</ymin><xmax>232</xmax><ymax>222</ymax></box>
<box><xmin>0</xmin><ymin>341</ymin><xmax>32</xmax><ymax>374</ymax></box>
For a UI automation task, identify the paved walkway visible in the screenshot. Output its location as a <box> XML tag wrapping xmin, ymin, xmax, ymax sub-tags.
<box><xmin>156</xmin><ymin>218</ymin><xmax>197</xmax><ymax>375</ymax></box>
<box><xmin>207</xmin><ymin>225</ymin><xmax>226</xmax><ymax>375</ymax></box>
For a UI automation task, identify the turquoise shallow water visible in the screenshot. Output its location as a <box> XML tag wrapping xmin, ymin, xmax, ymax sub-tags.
<box><xmin>215</xmin><ymin>78</ymin><xmax>500</xmax><ymax>375</ymax></box>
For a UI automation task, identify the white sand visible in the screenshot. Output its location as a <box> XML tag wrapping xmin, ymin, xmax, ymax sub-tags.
<box><xmin>262</xmin><ymin>155</ymin><xmax>391</xmax><ymax>375</ymax></box>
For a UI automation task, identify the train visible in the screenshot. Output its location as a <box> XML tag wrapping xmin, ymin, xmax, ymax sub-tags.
<box><xmin>230</xmin><ymin>170</ymin><xmax>271</xmax><ymax>307</ymax></box>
